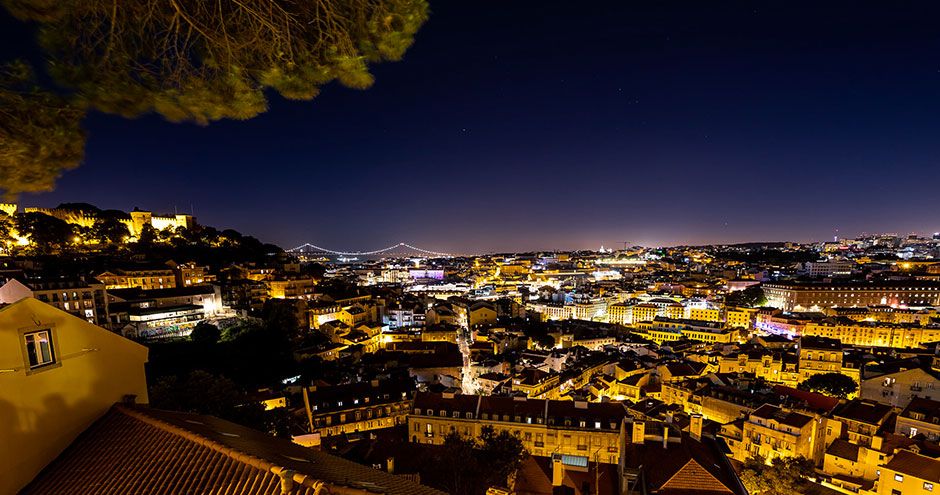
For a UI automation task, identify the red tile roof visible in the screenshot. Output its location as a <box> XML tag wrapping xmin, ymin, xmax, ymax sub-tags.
<box><xmin>771</xmin><ymin>385</ymin><xmax>840</xmax><ymax>414</ymax></box>
<box><xmin>620</xmin><ymin>432</ymin><xmax>745</xmax><ymax>495</ymax></box>
<box><xmin>883</xmin><ymin>449</ymin><xmax>940</xmax><ymax>482</ymax></box>
<box><xmin>23</xmin><ymin>405</ymin><xmax>445</xmax><ymax>495</ymax></box>
<box><xmin>750</xmin><ymin>404</ymin><xmax>815</xmax><ymax>429</ymax></box>
<box><xmin>833</xmin><ymin>399</ymin><xmax>893</xmax><ymax>426</ymax></box>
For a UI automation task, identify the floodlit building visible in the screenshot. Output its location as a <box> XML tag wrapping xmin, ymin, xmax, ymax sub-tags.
<box><xmin>831</xmin><ymin>400</ymin><xmax>893</xmax><ymax>448</ymax></box>
<box><xmin>861</xmin><ymin>365</ymin><xmax>940</xmax><ymax>409</ymax></box>
<box><xmin>107</xmin><ymin>285</ymin><xmax>224</xmax><ymax>338</ymax></box>
<box><xmin>895</xmin><ymin>397</ymin><xmax>940</xmax><ymax>442</ymax></box>
<box><xmin>732</xmin><ymin>403</ymin><xmax>826</xmax><ymax>464</ymax></box>
<box><xmin>801</xmin><ymin>319</ymin><xmax>940</xmax><ymax>349</ymax></box>
<box><xmin>725</xmin><ymin>307</ymin><xmax>758</xmax><ymax>329</ymax></box>
<box><xmin>302</xmin><ymin>380</ymin><xmax>412</xmax><ymax>439</ymax></box>
<box><xmin>96</xmin><ymin>266</ymin><xmax>177</xmax><ymax>290</ymax></box>
<box><xmin>763</xmin><ymin>281</ymin><xmax>940</xmax><ymax>312</ymax></box>
<box><xmin>409</xmin><ymin>392</ymin><xmax>628</xmax><ymax>464</ymax></box>
<box><xmin>267</xmin><ymin>276</ymin><xmax>317</xmax><ymax>299</ymax></box>
<box><xmin>874</xmin><ymin>449</ymin><xmax>940</xmax><ymax>495</ymax></box>
<box><xmin>798</xmin><ymin>336</ymin><xmax>859</xmax><ymax>383</ymax></box>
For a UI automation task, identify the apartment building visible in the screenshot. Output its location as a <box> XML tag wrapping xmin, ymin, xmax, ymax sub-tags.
<box><xmin>302</xmin><ymin>380</ymin><xmax>412</xmax><ymax>439</ymax></box>
<box><xmin>764</xmin><ymin>281</ymin><xmax>940</xmax><ymax>312</ymax></box>
<box><xmin>735</xmin><ymin>404</ymin><xmax>826</xmax><ymax>464</ymax></box>
<box><xmin>0</xmin><ymin>277</ymin><xmax>109</xmax><ymax>326</ymax></box>
<box><xmin>875</xmin><ymin>450</ymin><xmax>940</xmax><ymax>495</ymax></box>
<box><xmin>831</xmin><ymin>399</ymin><xmax>893</xmax><ymax>448</ymax></box>
<box><xmin>96</xmin><ymin>266</ymin><xmax>176</xmax><ymax>290</ymax></box>
<box><xmin>802</xmin><ymin>319</ymin><xmax>940</xmax><ymax>349</ymax></box>
<box><xmin>409</xmin><ymin>392</ymin><xmax>628</xmax><ymax>464</ymax></box>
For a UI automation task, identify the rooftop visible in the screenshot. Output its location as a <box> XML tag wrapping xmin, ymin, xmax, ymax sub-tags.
<box><xmin>23</xmin><ymin>405</ymin><xmax>444</xmax><ymax>495</ymax></box>
<box><xmin>883</xmin><ymin>449</ymin><xmax>940</xmax><ymax>482</ymax></box>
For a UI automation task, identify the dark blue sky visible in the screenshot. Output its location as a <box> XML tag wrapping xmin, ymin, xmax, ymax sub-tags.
<box><xmin>8</xmin><ymin>1</ymin><xmax>940</xmax><ymax>252</ymax></box>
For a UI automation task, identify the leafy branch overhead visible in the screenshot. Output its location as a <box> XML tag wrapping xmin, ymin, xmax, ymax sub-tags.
<box><xmin>0</xmin><ymin>0</ymin><xmax>429</xmax><ymax>197</ymax></box>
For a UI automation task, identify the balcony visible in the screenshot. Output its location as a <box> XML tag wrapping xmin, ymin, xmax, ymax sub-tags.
<box><xmin>534</xmin><ymin>441</ymin><xmax>544</xmax><ymax>448</ymax></box>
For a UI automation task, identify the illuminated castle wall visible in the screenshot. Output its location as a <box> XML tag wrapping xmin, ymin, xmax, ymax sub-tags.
<box><xmin>23</xmin><ymin>207</ymin><xmax>97</xmax><ymax>228</ymax></box>
<box><xmin>6</xmin><ymin>204</ymin><xmax>195</xmax><ymax>238</ymax></box>
<box><xmin>128</xmin><ymin>210</ymin><xmax>195</xmax><ymax>237</ymax></box>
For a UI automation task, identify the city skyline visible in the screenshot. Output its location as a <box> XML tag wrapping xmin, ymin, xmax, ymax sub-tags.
<box><xmin>5</xmin><ymin>1</ymin><xmax>940</xmax><ymax>251</ymax></box>
<box><xmin>7</xmin><ymin>198</ymin><xmax>940</xmax><ymax>253</ymax></box>
<box><xmin>6</xmin><ymin>2</ymin><xmax>940</xmax><ymax>495</ymax></box>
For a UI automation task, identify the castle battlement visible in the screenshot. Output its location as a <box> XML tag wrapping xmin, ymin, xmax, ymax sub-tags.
<box><xmin>10</xmin><ymin>204</ymin><xmax>196</xmax><ymax>237</ymax></box>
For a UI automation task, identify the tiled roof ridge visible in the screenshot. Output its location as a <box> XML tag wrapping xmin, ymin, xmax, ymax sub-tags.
<box><xmin>116</xmin><ymin>405</ymin><xmax>372</xmax><ymax>495</ymax></box>
<box><xmin>657</xmin><ymin>457</ymin><xmax>733</xmax><ymax>493</ymax></box>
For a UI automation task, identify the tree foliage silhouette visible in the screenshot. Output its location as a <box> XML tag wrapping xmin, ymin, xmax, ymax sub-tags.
<box><xmin>0</xmin><ymin>0</ymin><xmax>429</xmax><ymax>196</ymax></box>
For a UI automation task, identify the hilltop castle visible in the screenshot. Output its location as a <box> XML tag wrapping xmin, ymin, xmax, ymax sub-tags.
<box><xmin>0</xmin><ymin>204</ymin><xmax>195</xmax><ymax>238</ymax></box>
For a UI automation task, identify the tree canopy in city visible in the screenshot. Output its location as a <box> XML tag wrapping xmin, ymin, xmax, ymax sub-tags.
<box><xmin>149</xmin><ymin>370</ymin><xmax>273</xmax><ymax>432</ymax></box>
<box><xmin>15</xmin><ymin>211</ymin><xmax>74</xmax><ymax>251</ymax></box>
<box><xmin>423</xmin><ymin>427</ymin><xmax>528</xmax><ymax>495</ymax></box>
<box><xmin>798</xmin><ymin>372</ymin><xmax>858</xmax><ymax>399</ymax></box>
<box><xmin>726</xmin><ymin>286</ymin><xmax>767</xmax><ymax>308</ymax></box>
<box><xmin>0</xmin><ymin>0</ymin><xmax>429</xmax><ymax>197</ymax></box>
<box><xmin>0</xmin><ymin>61</ymin><xmax>86</xmax><ymax>198</ymax></box>
<box><xmin>738</xmin><ymin>455</ymin><xmax>815</xmax><ymax>495</ymax></box>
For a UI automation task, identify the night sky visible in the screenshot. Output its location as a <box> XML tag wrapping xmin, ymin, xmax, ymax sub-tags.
<box><xmin>5</xmin><ymin>1</ymin><xmax>940</xmax><ymax>253</ymax></box>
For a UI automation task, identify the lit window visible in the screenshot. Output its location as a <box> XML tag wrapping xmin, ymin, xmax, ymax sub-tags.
<box><xmin>25</xmin><ymin>330</ymin><xmax>55</xmax><ymax>369</ymax></box>
<box><xmin>894</xmin><ymin>474</ymin><xmax>904</xmax><ymax>482</ymax></box>
<box><xmin>923</xmin><ymin>482</ymin><xmax>933</xmax><ymax>492</ymax></box>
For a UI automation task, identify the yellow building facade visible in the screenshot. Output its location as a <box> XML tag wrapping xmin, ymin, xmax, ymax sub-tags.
<box><xmin>802</xmin><ymin>320</ymin><xmax>940</xmax><ymax>349</ymax></box>
<box><xmin>735</xmin><ymin>404</ymin><xmax>826</xmax><ymax>464</ymax></box>
<box><xmin>726</xmin><ymin>307</ymin><xmax>757</xmax><ymax>329</ymax></box>
<box><xmin>409</xmin><ymin>392</ymin><xmax>627</xmax><ymax>464</ymax></box>
<box><xmin>0</xmin><ymin>298</ymin><xmax>149</xmax><ymax>494</ymax></box>
<box><xmin>875</xmin><ymin>450</ymin><xmax>939</xmax><ymax>495</ymax></box>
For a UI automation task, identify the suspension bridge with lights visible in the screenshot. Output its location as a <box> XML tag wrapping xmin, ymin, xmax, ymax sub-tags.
<box><xmin>286</xmin><ymin>241</ymin><xmax>454</xmax><ymax>257</ymax></box>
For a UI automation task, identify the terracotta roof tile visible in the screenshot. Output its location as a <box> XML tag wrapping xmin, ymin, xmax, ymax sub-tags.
<box><xmin>833</xmin><ymin>400</ymin><xmax>893</xmax><ymax>426</ymax></box>
<box><xmin>23</xmin><ymin>405</ymin><xmax>445</xmax><ymax>495</ymax></box>
<box><xmin>883</xmin><ymin>449</ymin><xmax>940</xmax><ymax>482</ymax></box>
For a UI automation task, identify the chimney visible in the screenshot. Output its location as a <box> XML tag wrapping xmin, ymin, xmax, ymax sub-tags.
<box><xmin>632</xmin><ymin>421</ymin><xmax>645</xmax><ymax>444</ymax></box>
<box><xmin>871</xmin><ymin>435</ymin><xmax>884</xmax><ymax>451</ymax></box>
<box><xmin>552</xmin><ymin>456</ymin><xmax>564</xmax><ymax>487</ymax></box>
<box><xmin>386</xmin><ymin>457</ymin><xmax>395</xmax><ymax>474</ymax></box>
<box><xmin>662</xmin><ymin>425</ymin><xmax>669</xmax><ymax>449</ymax></box>
<box><xmin>690</xmin><ymin>414</ymin><xmax>703</xmax><ymax>441</ymax></box>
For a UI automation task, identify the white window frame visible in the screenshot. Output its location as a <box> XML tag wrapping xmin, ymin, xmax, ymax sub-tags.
<box><xmin>20</xmin><ymin>326</ymin><xmax>60</xmax><ymax>374</ymax></box>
